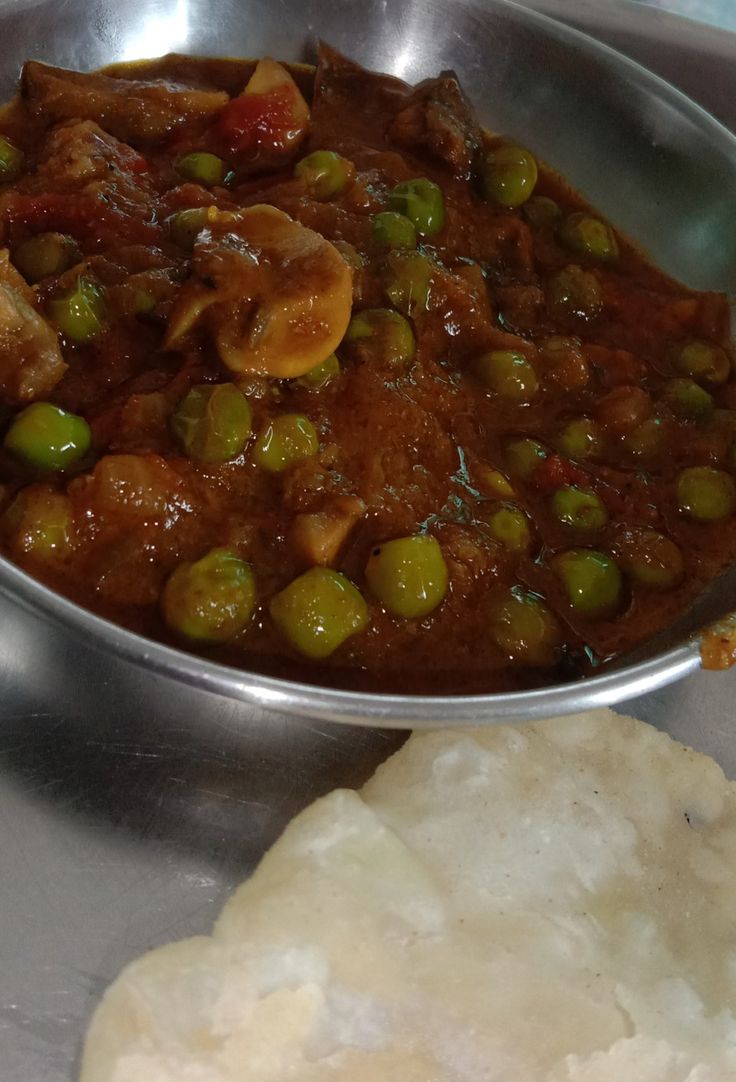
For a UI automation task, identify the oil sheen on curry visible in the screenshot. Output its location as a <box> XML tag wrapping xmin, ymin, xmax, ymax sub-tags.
<box><xmin>0</xmin><ymin>47</ymin><xmax>734</xmax><ymax>694</ymax></box>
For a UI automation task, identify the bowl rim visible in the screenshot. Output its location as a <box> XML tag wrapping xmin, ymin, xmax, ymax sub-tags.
<box><xmin>1</xmin><ymin>0</ymin><xmax>732</xmax><ymax>726</ymax></box>
<box><xmin>0</xmin><ymin>546</ymin><xmax>702</xmax><ymax>728</ymax></box>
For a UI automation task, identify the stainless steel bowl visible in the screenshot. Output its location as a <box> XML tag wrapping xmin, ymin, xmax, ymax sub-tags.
<box><xmin>1</xmin><ymin>0</ymin><xmax>735</xmax><ymax>726</ymax></box>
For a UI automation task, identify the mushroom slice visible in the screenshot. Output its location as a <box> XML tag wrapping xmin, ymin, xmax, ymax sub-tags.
<box><xmin>165</xmin><ymin>205</ymin><xmax>353</xmax><ymax>380</ymax></box>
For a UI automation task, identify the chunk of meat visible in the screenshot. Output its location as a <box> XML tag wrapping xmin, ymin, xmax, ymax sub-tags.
<box><xmin>35</xmin><ymin>120</ymin><xmax>147</xmax><ymax>187</ymax></box>
<box><xmin>430</xmin><ymin>260</ymin><xmax>496</xmax><ymax>352</ymax></box>
<box><xmin>165</xmin><ymin>205</ymin><xmax>353</xmax><ymax>379</ymax></box>
<box><xmin>0</xmin><ymin>249</ymin><xmax>66</xmax><ymax>404</ymax></box>
<box><xmin>22</xmin><ymin>61</ymin><xmax>228</xmax><ymax>145</ymax></box>
<box><xmin>290</xmin><ymin>495</ymin><xmax>366</xmax><ymax>567</ymax></box>
<box><xmin>388</xmin><ymin>74</ymin><xmax>481</xmax><ymax>176</ymax></box>
<box><xmin>0</xmin><ymin>122</ymin><xmax>160</xmax><ymax>248</ymax></box>
<box><xmin>496</xmin><ymin>284</ymin><xmax>546</xmax><ymax>334</ymax></box>
<box><xmin>310</xmin><ymin>43</ymin><xmax>410</xmax><ymax>152</ymax></box>
<box><xmin>437</xmin><ymin>522</ymin><xmax>501</xmax><ymax>594</ymax></box>
<box><xmin>583</xmin><ymin>344</ymin><xmax>647</xmax><ymax>387</ymax></box>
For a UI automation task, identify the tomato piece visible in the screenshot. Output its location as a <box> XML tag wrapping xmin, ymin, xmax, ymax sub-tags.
<box><xmin>218</xmin><ymin>88</ymin><xmax>299</xmax><ymax>154</ymax></box>
<box><xmin>533</xmin><ymin>453</ymin><xmax>589</xmax><ymax>492</ymax></box>
<box><xmin>114</xmin><ymin>145</ymin><xmax>148</xmax><ymax>174</ymax></box>
<box><xmin>4</xmin><ymin>192</ymin><xmax>160</xmax><ymax>246</ymax></box>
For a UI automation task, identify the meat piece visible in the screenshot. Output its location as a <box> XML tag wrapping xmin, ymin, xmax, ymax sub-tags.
<box><xmin>583</xmin><ymin>344</ymin><xmax>647</xmax><ymax>387</ymax></box>
<box><xmin>310</xmin><ymin>44</ymin><xmax>410</xmax><ymax>152</ymax></box>
<box><xmin>290</xmin><ymin>495</ymin><xmax>366</xmax><ymax>567</ymax></box>
<box><xmin>430</xmin><ymin>260</ymin><xmax>496</xmax><ymax>352</ymax></box>
<box><xmin>436</xmin><ymin>523</ymin><xmax>500</xmax><ymax>594</ymax></box>
<box><xmin>496</xmin><ymin>284</ymin><xmax>546</xmax><ymax>334</ymax></box>
<box><xmin>388</xmin><ymin>74</ymin><xmax>481</xmax><ymax>176</ymax></box>
<box><xmin>0</xmin><ymin>249</ymin><xmax>66</xmax><ymax>404</ymax></box>
<box><xmin>83</xmin><ymin>245</ymin><xmax>181</xmax><ymax>320</ymax></box>
<box><xmin>35</xmin><ymin>120</ymin><xmax>147</xmax><ymax>188</ymax></box>
<box><xmin>22</xmin><ymin>61</ymin><xmax>228</xmax><ymax>145</ymax></box>
<box><xmin>490</xmin><ymin>215</ymin><xmax>536</xmax><ymax>284</ymax></box>
<box><xmin>0</xmin><ymin>122</ymin><xmax>161</xmax><ymax>249</ymax></box>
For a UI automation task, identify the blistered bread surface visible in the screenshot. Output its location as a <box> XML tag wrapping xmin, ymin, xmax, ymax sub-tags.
<box><xmin>79</xmin><ymin>708</ymin><xmax>736</xmax><ymax>1081</ymax></box>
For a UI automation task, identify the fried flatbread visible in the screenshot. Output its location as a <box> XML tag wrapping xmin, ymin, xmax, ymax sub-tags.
<box><xmin>79</xmin><ymin>708</ymin><xmax>736</xmax><ymax>1081</ymax></box>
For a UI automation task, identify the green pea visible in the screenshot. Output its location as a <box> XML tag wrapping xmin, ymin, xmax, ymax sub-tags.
<box><xmin>2</xmin><ymin>486</ymin><xmax>73</xmax><ymax>560</ymax></box>
<box><xmin>294</xmin><ymin>150</ymin><xmax>354</xmax><ymax>200</ymax></box>
<box><xmin>546</xmin><ymin>265</ymin><xmax>603</xmax><ymax>324</ymax></box>
<box><xmin>0</xmin><ymin>134</ymin><xmax>23</xmax><ymax>183</ymax></box>
<box><xmin>621</xmin><ymin>416</ymin><xmax>666</xmax><ymax>460</ymax></box>
<box><xmin>388</xmin><ymin>178</ymin><xmax>445</xmax><ymax>236</ymax></box>
<box><xmin>372</xmin><ymin>211</ymin><xmax>417</xmax><ymax>250</ymax></box>
<box><xmin>677</xmin><ymin>466</ymin><xmax>736</xmax><ymax>521</ymax></box>
<box><xmin>48</xmin><ymin>275</ymin><xmax>107</xmax><ymax>343</ymax></box>
<box><xmin>523</xmin><ymin>195</ymin><xmax>561</xmax><ymax>227</ymax></box>
<box><xmin>477</xmin><ymin>467</ymin><xmax>516</xmax><ymax>499</ymax></box>
<box><xmin>132</xmin><ymin>288</ymin><xmax>157</xmax><ymax>315</ymax></box>
<box><xmin>552</xmin><ymin>485</ymin><xmax>608</xmax><ymax>531</ymax></box>
<box><xmin>162</xmin><ymin>548</ymin><xmax>256</xmax><ymax>643</ymax></box>
<box><xmin>254</xmin><ymin>413</ymin><xmax>319</xmax><ymax>473</ymax></box>
<box><xmin>365</xmin><ymin>534</ymin><xmax>448</xmax><ymax>619</ymax></box>
<box><xmin>13</xmin><ymin>232</ymin><xmax>80</xmax><ymax>284</ymax></box>
<box><xmin>491</xmin><ymin>587</ymin><xmax>561</xmax><ymax>665</ymax></box>
<box><xmin>661</xmin><ymin>378</ymin><xmax>714</xmax><ymax>421</ymax></box>
<box><xmin>503</xmin><ymin>438</ymin><xmax>548</xmax><ymax>480</ymax></box>
<box><xmin>559</xmin><ymin>212</ymin><xmax>619</xmax><ymax>261</ymax></box>
<box><xmin>556</xmin><ymin>417</ymin><xmax>601</xmax><ymax>459</ymax></box>
<box><xmin>472</xmin><ymin>350</ymin><xmax>538</xmax><ymax>403</ymax></box>
<box><xmin>673</xmin><ymin>340</ymin><xmax>730</xmax><ymax>386</ymax></box>
<box><xmin>171</xmin><ymin>383</ymin><xmax>252</xmax><ymax>465</ymax></box>
<box><xmin>176</xmin><ymin>151</ymin><xmax>226</xmax><ymax>187</ymax></box>
<box><xmin>485</xmin><ymin>504</ymin><xmax>531</xmax><ymax>552</ymax></box>
<box><xmin>551</xmin><ymin>548</ymin><xmax>623</xmax><ymax>618</ymax></box>
<box><xmin>269</xmin><ymin>566</ymin><xmax>368</xmax><ymax>658</ymax></box>
<box><xmin>343</xmin><ymin>308</ymin><xmax>415</xmax><ymax>369</ymax></box>
<box><xmin>4</xmin><ymin>402</ymin><xmax>91</xmax><ymax>472</ymax></box>
<box><xmin>167</xmin><ymin>206</ymin><xmax>215</xmax><ymax>250</ymax></box>
<box><xmin>382</xmin><ymin>250</ymin><xmax>433</xmax><ymax>316</ymax></box>
<box><xmin>297</xmin><ymin>353</ymin><xmax>341</xmax><ymax>390</ymax></box>
<box><xmin>481</xmin><ymin>145</ymin><xmax>538</xmax><ymax>207</ymax></box>
<box><xmin>616</xmin><ymin>528</ymin><xmax>684</xmax><ymax>590</ymax></box>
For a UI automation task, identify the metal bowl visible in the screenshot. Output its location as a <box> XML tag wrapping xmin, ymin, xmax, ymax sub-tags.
<box><xmin>1</xmin><ymin>0</ymin><xmax>735</xmax><ymax>726</ymax></box>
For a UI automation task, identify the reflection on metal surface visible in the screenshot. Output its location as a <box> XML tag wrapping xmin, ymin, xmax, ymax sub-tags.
<box><xmin>119</xmin><ymin>0</ymin><xmax>191</xmax><ymax>60</ymax></box>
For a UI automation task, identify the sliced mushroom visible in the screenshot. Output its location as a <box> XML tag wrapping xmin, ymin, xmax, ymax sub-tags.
<box><xmin>165</xmin><ymin>205</ymin><xmax>353</xmax><ymax>379</ymax></box>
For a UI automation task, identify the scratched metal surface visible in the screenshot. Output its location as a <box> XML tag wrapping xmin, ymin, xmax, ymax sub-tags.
<box><xmin>2</xmin><ymin>2</ymin><xmax>736</xmax><ymax>1080</ymax></box>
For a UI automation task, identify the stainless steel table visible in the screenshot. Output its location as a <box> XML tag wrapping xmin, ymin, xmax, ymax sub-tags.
<box><xmin>3</xmin><ymin>3</ymin><xmax>736</xmax><ymax>1080</ymax></box>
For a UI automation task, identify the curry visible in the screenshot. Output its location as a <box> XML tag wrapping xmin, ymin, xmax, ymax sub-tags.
<box><xmin>0</xmin><ymin>46</ymin><xmax>734</xmax><ymax>694</ymax></box>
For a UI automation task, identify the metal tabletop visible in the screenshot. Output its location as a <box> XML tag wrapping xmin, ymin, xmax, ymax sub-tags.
<box><xmin>2</xmin><ymin>3</ymin><xmax>736</xmax><ymax>1080</ymax></box>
